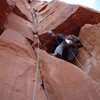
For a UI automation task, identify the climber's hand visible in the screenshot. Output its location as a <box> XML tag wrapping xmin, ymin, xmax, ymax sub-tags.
<box><xmin>65</xmin><ymin>39</ymin><xmax>73</xmax><ymax>45</ymax></box>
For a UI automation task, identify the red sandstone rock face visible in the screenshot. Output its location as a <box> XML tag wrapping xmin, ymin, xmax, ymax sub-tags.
<box><xmin>74</xmin><ymin>23</ymin><xmax>100</xmax><ymax>82</ymax></box>
<box><xmin>39</xmin><ymin>50</ymin><xmax>100</xmax><ymax>100</ymax></box>
<box><xmin>0</xmin><ymin>0</ymin><xmax>11</xmax><ymax>34</ymax></box>
<box><xmin>36</xmin><ymin>0</ymin><xmax>100</xmax><ymax>41</ymax></box>
<box><xmin>0</xmin><ymin>28</ymin><xmax>47</xmax><ymax>100</ymax></box>
<box><xmin>5</xmin><ymin>13</ymin><xmax>34</xmax><ymax>41</ymax></box>
<box><xmin>7</xmin><ymin>0</ymin><xmax>33</xmax><ymax>21</ymax></box>
<box><xmin>32</xmin><ymin>1</ymin><xmax>48</xmax><ymax>12</ymax></box>
<box><xmin>0</xmin><ymin>0</ymin><xmax>100</xmax><ymax>100</ymax></box>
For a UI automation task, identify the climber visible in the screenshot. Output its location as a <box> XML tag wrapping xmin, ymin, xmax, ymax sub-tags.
<box><xmin>47</xmin><ymin>30</ymin><xmax>82</xmax><ymax>61</ymax></box>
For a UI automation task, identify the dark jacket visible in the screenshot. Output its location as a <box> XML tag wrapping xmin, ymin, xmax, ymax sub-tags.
<box><xmin>49</xmin><ymin>34</ymin><xmax>82</xmax><ymax>61</ymax></box>
<box><xmin>55</xmin><ymin>33</ymin><xmax>66</xmax><ymax>44</ymax></box>
<box><xmin>49</xmin><ymin>33</ymin><xmax>66</xmax><ymax>53</ymax></box>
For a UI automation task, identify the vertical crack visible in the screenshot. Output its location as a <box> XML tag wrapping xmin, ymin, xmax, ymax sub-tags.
<box><xmin>41</xmin><ymin>79</ymin><xmax>45</xmax><ymax>90</ymax></box>
<box><xmin>41</xmin><ymin>78</ymin><xmax>49</xmax><ymax>100</ymax></box>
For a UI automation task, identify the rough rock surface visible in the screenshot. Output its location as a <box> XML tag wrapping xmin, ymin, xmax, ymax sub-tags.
<box><xmin>37</xmin><ymin>0</ymin><xmax>100</xmax><ymax>41</ymax></box>
<box><xmin>32</xmin><ymin>1</ymin><xmax>48</xmax><ymax>12</ymax></box>
<box><xmin>75</xmin><ymin>23</ymin><xmax>100</xmax><ymax>82</ymax></box>
<box><xmin>39</xmin><ymin>50</ymin><xmax>100</xmax><ymax>100</ymax></box>
<box><xmin>0</xmin><ymin>28</ymin><xmax>46</xmax><ymax>100</ymax></box>
<box><xmin>0</xmin><ymin>0</ymin><xmax>100</xmax><ymax>100</ymax></box>
<box><xmin>0</xmin><ymin>0</ymin><xmax>11</xmax><ymax>34</ymax></box>
<box><xmin>7</xmin><ymin>0</ymin><xmax>32</xmax><ymax>21</ymax></box>
<box><xmin>5</xmin><ymin>13</ymin><xmax>34</xmax><ymax>41</ymax></box>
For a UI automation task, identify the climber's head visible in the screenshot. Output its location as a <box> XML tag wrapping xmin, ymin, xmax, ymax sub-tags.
<box><xmin>48</xmin><ymin>30</ymin><xmax>55</xmax><ymax>37</ymax></box>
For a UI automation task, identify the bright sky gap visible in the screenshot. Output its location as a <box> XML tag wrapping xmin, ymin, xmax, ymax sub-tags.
<box><xmin>41</xmin><ymin>0</ymin><xmax>100</xmax><ymax>11</ymax></box>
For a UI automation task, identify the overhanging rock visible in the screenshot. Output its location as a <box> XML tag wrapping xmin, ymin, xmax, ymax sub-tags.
<box><xmin>37</xmin><ymin>1</ymin><xmax>100</xmax><ymax>41</ymax></box>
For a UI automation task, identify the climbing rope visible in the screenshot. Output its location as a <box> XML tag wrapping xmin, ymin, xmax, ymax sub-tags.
<box><xmin>13</xmin><ymin>1</ymin><xmax>48</xmax><ymax>99</ymax></box>
<box><xmin>33</xmin><ymin>42</ymin><xmax>39</xmax><ymax>100</ymax></box>
<box><xmin>21</xmin><ymin>3</ymin><xmax>84</xmax><ymax>98</ymax></box>
<box><xmin>41</xmin><ymin>37</ymin><xmax>84</xmax><ymax>70</ymax></box>
<box><xmin>71</xmin><ymin>50</ymin><xmax>84</xmax><ymax>70</ymax></box>
<box><xmin>31</xmin><ymin>8</ymin><xmax>38</xmax><ymax>34</ymax></box>
<box><xmin>31</xmin><ymin>7</ymin><xmax>40</xmax><ymax>100</ymax></box>
<box><xmin>32</xmin><ymin>7</ymin><xmax>48</xmax><ymax>100</ymax></box>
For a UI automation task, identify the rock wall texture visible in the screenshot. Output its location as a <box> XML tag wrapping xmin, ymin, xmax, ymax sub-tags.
<box><xmin>37</xmin><ymin>1</ymin><xmax>100</xmax><ymax>35</ymax></box>
<box><xmin>0</xmin><ymin>0</ymin><xmax>11</xmax><ymax>34</ymax></box>
<box><xmin>0</xmin><ymin>0</ymin><xmax>100</xmax><ymax>100</ymax></box>
<box><xmin>37</xmin><ymin>0</ymin><xmax>100</xmax><ymax>43</ymax></box>
<box><xmin>75</xmin><ymin>23</ymin><xmax>100</xmax><ymax>82</ymax></box>
<box><xmin>5</xmin><ymin>13</ymin><xmax>34</xmax><ymax>41</ymax></box>
<box><xmin>0</xmin><ymin>28</ymin><xmax>47</xmax><ymax>100</ymax></box>
<box><xmin>39</xmin><ymin>50</ymin><xmax>100</xmax><ymax>100</ymax></box>
<box><xmin>0</xmin><ymin>1</ymin><xmax>47</xmax><ymax>100</ymax></box>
